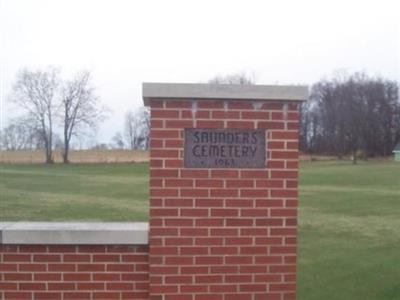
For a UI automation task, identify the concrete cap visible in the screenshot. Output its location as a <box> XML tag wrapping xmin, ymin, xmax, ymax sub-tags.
<box><xmin>143</xmin><ymin>82</ymin><xmax>308</xmax><ymax>105</ymax></box>
<box><xmin>0</xmin><ymin>222</ymin><xmax>148</xmax><ymax>245</ymax></box>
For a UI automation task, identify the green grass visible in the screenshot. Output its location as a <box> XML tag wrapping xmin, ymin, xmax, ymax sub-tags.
<box><xmin>1</xmin><ymin>160</ymin><xmax>399</xmax><ymax>299</ymax></box>
<box><xmin>0</xmin><ymin>163</ymin><xmax>149</xmax><ymax>221</ymax></box>
<box><xmin>298</xmin><ymin>160</ymin><xmax>400</xmax><ymax>300</ymax></box>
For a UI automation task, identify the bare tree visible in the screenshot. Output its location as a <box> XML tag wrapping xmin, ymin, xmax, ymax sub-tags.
<box><xmin>111</xmin><ymin>132</ymin><xmax>125</xmax><ymax>149</ymax></box>
<box><xmin>124</xmin><ymin>107</ymin><xmax>150</xmax><ymax>150</ymax></box>
<box><xmin>208</xmin><ymin>71</ymin><xmax>255</xmax><ymax>85</ymax></box>
<box><xmin>0</xmin><ymin>116</ymin><xmax>43</xmax><ymax>150</ymax></box>
<box><xmin>60</xmin><ymin>71</ymin><xmax>105</xmax><ymax>163</ymax></box>
<box><xmin>301</xmin><ymin>72</ymin><xmax>400</xmax><ymax>162</ymax></box>
<box><xmin>11</xmin><ymin>68</ymin><xmax>60</xmax><ymax>163</ymax></box>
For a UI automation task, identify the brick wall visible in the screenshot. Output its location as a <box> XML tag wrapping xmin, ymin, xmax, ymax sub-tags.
<box><xmin>0</xmin><ymin>245</ymin><xmax>149</xmax><ymax>300</ymax></box>
<box><xmin>149</xmin><ymin>99</ymin><xmax>300</xmax><ymax>300</ymax></box>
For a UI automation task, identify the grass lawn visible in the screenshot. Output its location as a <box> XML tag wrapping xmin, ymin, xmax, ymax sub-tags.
<box><xmin>1</xmin><ymin>160</ymin><xmax>399</xmax><ymax>299</ymax></box>
<box><xmin>0</xmin><ymin>163</ymin><xmax>149</xmax><ymax>221</ymax></box>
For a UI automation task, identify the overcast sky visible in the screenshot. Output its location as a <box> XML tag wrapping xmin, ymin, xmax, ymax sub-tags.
<box><xmin>1</xmin><ymin>0</ymin><xmax>399</xmax><ymax>145</ymax></box>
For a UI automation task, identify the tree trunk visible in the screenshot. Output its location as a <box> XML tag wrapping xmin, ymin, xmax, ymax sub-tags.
<box><xmin>63</xmin><ymin>140</ymin><xmax>70</xmax><ymax>164</ymax></box>
<box><xmin>352</xmin><ymin>149</ymin><xmax>357</xmax><ymax>165</ymax></box>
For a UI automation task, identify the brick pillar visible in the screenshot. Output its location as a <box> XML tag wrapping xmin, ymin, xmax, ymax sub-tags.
<box><xmin>143</xmin><ymin>83</ymin><xmax>307</xmax><ymax>300</ymax></box>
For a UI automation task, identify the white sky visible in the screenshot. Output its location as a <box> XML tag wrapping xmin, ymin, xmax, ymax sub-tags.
<box><xmin>1</xmin><ymin>0</ymin><xmax>399</xmax><ymax>145</ymax></box>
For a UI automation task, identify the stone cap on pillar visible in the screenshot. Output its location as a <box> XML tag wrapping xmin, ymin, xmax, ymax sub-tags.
<box><xmin>142</xmin><ymin>82</ymin><xmax>308</xmax><ymax>105</ymax></box>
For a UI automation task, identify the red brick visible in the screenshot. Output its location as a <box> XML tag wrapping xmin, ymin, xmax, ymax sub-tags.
<box><xmin>165</xmin><ymin>275</ymin><xmax>192</xmax><ymax>284</ymax></box>
<box><xmin>181</xmin><ymin>110</ymin><xmax>210</xmax><ymax>119</ymax></box>
<box><xmin>211</xmin><ymin>208</ymin><xmax>239</xmax><ymax>217</ymax></box>
<box><xmin>152</xmin><ymin>110</ymin><xmax>179</xmax><ymax>118</ymax></box>
<box><xmin>63</xmin><ymin>273</ymin><xmax>91</xmax><ymax>281</ymax></box>
<box><xmin>271</xmin><ymin>131</ymin><xmax>298</xmax><ymax>140</ymax></box>
<box><xmin>150</xmin><ymin>208</ymin><xmax>178</xmax><ymax>217</ymax></box>
<box><xmin>150</xmin><ymin>188</ymin><xmax>178</xmax><ymax>197</ymax></box>
<box><xmin>181</xmin><ymin>285</ymin><xmax>208</xmax><ymax>293</ymax></box>
<box><xmin>271</xmin><ymin>209</ymin><xmax>297</xmax><ymax>217</ymax></box>
<box><xmin>262</xmin><ymin>102</ymin><xmax>284</xmax><ymax>110</ymax></box>
<box><xmin>151</xmin><ymin>129</ymin><xmax>180</xmax><ymax>139</ymax></box>
<box><xmin>165</xmin><ymin>139</ymin><xmax>183</xmax><ymax>148</ymax></box>
<box><xmin>226</xmin><ymin>219</ymin><xmax>253</xmax><ymax>227</ymax></box>
<box><xmin>267</xmin><ymin>160</ymin><xmax>285</xmax><ymax>168</ymax></box>
<box><xmin>0</xmin><ymin>263</ymin><xmax>17</xmax><ymax>271</ymax></box>
<box><xmin>227</xmin><ymin>121</ymin><xmax>254</xmax><ymax>129</ymax></box>
<box><xmin>195</xmin><ymin>238</ymin><xmax>223</xmax><ymax>246</ymax></box>
<box><xmin>165</xmin><ymin>100</ymin><xmax>192</xmax><ymax>108</ymax></box>
<box><xmin>240</xmin><ymin>189</ymin><xmax>268</xmax><ymax>197</ymax></box>
<box><xmin>150</xmin><ymin>159</ymin><xmax>163</xmax><ymax>168</ymax></box>
<box><xmin>164</xmin><ymin>158</ymin><xmax>183</xmax><ymax>169</ymax></box>
<box><xmin>63</xmin><ymin>254</ymin><xmax>90</xmax><ymax>262</ymax></box>
<box><xmin>210</xmin><ymin>189</ymin><xmax>238</xmax><ymax>197</ymax></box>
<box><xmin>210</xmin><ymin>246</ymin><xmax>238</xmax><ymax>255</ymax></box>
<box><xmin>241</xmin><ymin>170</ymin><xmax>268</xmax><ymax>178</ymax></box>
<box><xmin>271</xmin><ymin>170</ymin><xmax>298</xmax><ymax>178</ymax></box>
<box><xmin>195</xmin><ymin>179</ymin><xmax>223</xmax><ymax>188</ymax></box>
<box><xmin>271</xmin><ymin>228</ymin><xmax>297</xmax><ymax>236</ymax></box>
<box><xmin>19</xmin><ymin>245</ymin><xmax>47</xmax><ymax>253</ymax></box>
<box><xmin>195</xmin><ymin>275</ymin><xmax>223</xmax><ymax>283</ymax></box>
<box><xmin>181</xmin><ymin>247</ymin><xmax>208</xmax><ymax>255</ymax></box>
<box><xmin>150</xmin><ymin>169</ymin><xmax>178</xmax><ymax>178</ymax></box>
<box><xmin>225</xmin><ymin>274</ymin><xmax>252</xmax><ymax>282</ymax></box>
<box><xmin>181</xmin><ymin>169</ymin><xmax>209</xmax><ymax>178</ymax></box>
<box><xmin>77</xmin><ymin>282</ymin><xmax>105</xmax><ymax>290</ymax></box>
<box><xmin>33</xmin><ymin>273</ymin><xmax>61</xmax><ymax>281</ymax></box>
<box><xmin>212</xmin><ymin>111</ymin><xmax>240</xmax><ymax>119</ymax></box>
<box><xmin>225</xmin><ymin>199</ymin><xmax>253</xmax><ymax>207</ymax></box>
<box><xmin>4</xmin><ymin>292</ymin><xmax>32</xmax><ymax>299</ymax></box>
<box><xmin>19</xmin><ymin>264</ymin><xmax>46</xmax><ymax>272</ymax></box>
<box><xmin>164</xmin><ymin>218</ymin><xmax>193</xmax><ymax>226</ymax></box>
<box><xmin>240</xmin><ymin>284</ymin><xmax>267</xmax><ymax>292</ymax></box>
<box><xmin>151</xmin><ymin>149</ymin><xmax>179</xmax><ymax>158</ymax></box>
<box><xmin>196</xmin><ymin>120</ymin><xmax>224</xmax><ymax>128</ymax></box>
<box><xmin>180</xmin><ymin>189</ymin><xmax>208</xmax><ymax>197</ymax></box>
<box><xmin>33</xmin><ymin>292</ymin><xmax>62</xmax><ymax>299</ymax></box>
<box><xmin>211</xmin><ymin>170</ymin><xmax>238</xmax><ymax>178</ymax></box>
<box><xmin>48</xmin><ymin>283</ymin><xmax>75</xmax><ymax>290</ymax></box>
<box><xmin>180</xmin><ymin>228</ymin><xmax>208</xmax><ymax>236</ymax></box>
<box><xmin>228</xmin><ymin>101</ymin><xmax>253</xmax><ymax>109</ymax></box>
<box><xmin>3</xmin><ymin>254</ymin><xmax>31</xmax><ymax>262</ymax></box>
<box><xmin>256</xmin><ymin>180</ymin><xmax>284</xmax><ymax>188</ymax></box>
<box><xmin>180</xmin><ymin>208</ymin><xmax>208</xmax><ymax>217</ymax></box>
<box><xmin>270</xmin><ymin>283</ymin><xmax>296</xmax><ymax>291</ymax></box>
<box><xmin>270</xmin><ymin>189</ymin><xmax>298</xmax><ymax>198</ymax></box>
<box><xmin>93</xmin><ymin>292</ymin><xmax>120</xmax><ymax>299</ymax></box>
<box><xmin>93</xmin><ymin>273</ymin><xmax>121</xmax><ymax>281</ymax></box>
<box><xmin>64</xmin><ymin>292</ymin><xmax>92</xmax><ymax>299</ymax></box>
<box><xmin>258</xmin><ymin>121</ymin><xmax>284</xmax><ymax>129</ymax></box>
<box><xmin>197</xmin><ymin>100</ymin><xmax>224</xmax><ymax>109</ymax></box>
<box><xmin>165</xmin><ymin>120</ymin><xmax>193</xmax><ymax>128</ymax></box>
<box><xmin>151</xmin><ymin>119</ymin><xmax>163</xmax><ymax>128</ymax></box>
<box><xmin>4</xmin><ymin>273</ymin><xmax>32</xmax><ymax>281</ymax></box>
<box><xmin>19</xmin><ymin>283</ymin><xmax>46</xmax><ymax>290</ymax></box>
<box><xmin>48</xmin><ymin>245</ymin><xmax>76</xmax><ymax>253</ymax></box>
<box><xmin>165</xmin><ymin>198</ymin><xmax>193</xmax><ymax>207</ymax></box>
<box><xmin>195</xmin><ymin>198</ymin><xmax>223</xmax><ymax>207</ymax></box>
<box><xmin>181</xmin><ymin>266</ymin><xmax>208</xmax><ymax>274</ymax></box>
<box><xmin>271</xmin><ymin>151</ymin><xmax>298</xmax><ymax>159</ymax></box>
<box><xmin>165</xmin><ymin>256</ymin><xmax>193</xmax><ymax>265</ymax></box>
<box><xmin>242</xmin><ymin>111</ymin><xmax>269</xmax><ymax>119</ymax></box>
<box><xmin>33</xmin><ymin>254</ymin><xmax>60</xmax><ymax>262</ymax></box>
<box><xmin>106</xmin><ymin>282</ymin><xmax>134</xmax><ymax>290</ymax></box>
<box><xmin>150</xmin><ymin>100</ymin><xmax>164</xmax><ymax>108</ymax></box>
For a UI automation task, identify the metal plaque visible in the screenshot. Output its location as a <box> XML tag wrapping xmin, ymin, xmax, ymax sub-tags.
<box><xmin>184</xmin><ymin>129</ymin><xmax>266</xmax><ymax>168</ymax></box>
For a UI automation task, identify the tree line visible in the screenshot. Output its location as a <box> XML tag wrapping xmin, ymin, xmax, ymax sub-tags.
<box><xmin>300</xmin><ymin>72</ymin><xmax>400</xmax><ymax>163</ymax></box>
<box><xmin>2</xmin><ymin>69</ymin><xmax>399</xmax><ymax>163</ymax></box>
